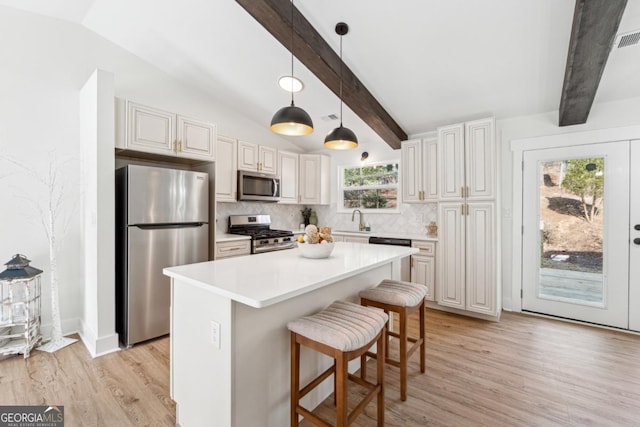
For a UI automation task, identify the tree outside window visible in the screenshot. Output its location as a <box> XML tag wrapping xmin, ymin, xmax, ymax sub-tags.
<box><xmin>339</xmin><ymin>162</ymin><xmax>399</xmax><ymax>212</ymax></box>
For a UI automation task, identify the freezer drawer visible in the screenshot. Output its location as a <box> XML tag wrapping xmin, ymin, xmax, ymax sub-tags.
<box><xmin>126</xmin><ymin>165</ymin><xmax>209</xmax><ymax>225</ymax></box>
<box><xmin>120</xmin><ymin>224</ymin><xmax>208</xmax><ymax>346</ymax></box>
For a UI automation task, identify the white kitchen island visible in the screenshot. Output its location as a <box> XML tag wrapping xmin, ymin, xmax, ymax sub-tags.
<box><xmin>163</xmin><ymin>242</ymin><xmax>417</xmax><ymax>427</ymax></box>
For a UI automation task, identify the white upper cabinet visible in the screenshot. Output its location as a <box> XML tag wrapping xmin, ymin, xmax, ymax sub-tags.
<box><xmin>277</xmin><ymin>151</ymin><xmax>299</xmax><ymax>204</ymax></box>
<box><xmin>237</xmin><ymin>140</ymin><xmax>277</xmax><ymax>174</ymax></box>
<box><xmin>116</xmin><ymin>99</ymin><xmax>215</xmax><ymax>162</ymax></box>
<box><xmin>465</xmin><ymin>118</ymin><xmax>495</xmax><ymax>200</ymax></box>
<box><xmin>438</xmin><ymin>118</ymin><xmax>494</xmax><ymax>201</ymax></box>
<box><xmin>438</xmin><ymin>123</ymin><xmax>465</xmax><ymax>200</ymax></box>
<box><xmin>238</xmin><ymin>140</ymin><xmax>258</xmax><ymax>171</ymax></box>
<box><xmin>259</xmin><ymin>146</ymin><xmax>277</xmax><ymax>175</ymax></box>
<box><xmin>299</xmin><ymin>154</ymin><xmax>330</xmax><ymax>205</ymax></box>
<box><xmin>215</xmin><ymin>135</ymin><xmax>238</xmax><ymax>203</ymax></box>
<box><xmin>401</xmin><ymin>139</ymin><xmax>422</xmax><ymax>202</ymax></box>
<box><xmin>401</xmin><ymin>137</ymin><xmax>438</xmax><ymax>203</ymax></box>
<box><xmin>177</xmin><ymin>116</ymin><xmax>216</xmax><ymax>160</ymax></box>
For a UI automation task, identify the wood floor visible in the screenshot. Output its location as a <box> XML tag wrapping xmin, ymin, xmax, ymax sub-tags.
<box><xmin>1</xmin><ymin>309</ymin><xmax>639</xmax><ymax>426</ymax></box>
<box><xmin>0</xmin><ymin>335</ymin><xmax>175</xmax><ymax>426</ymax></box>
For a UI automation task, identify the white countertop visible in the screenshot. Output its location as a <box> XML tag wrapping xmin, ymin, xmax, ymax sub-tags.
<box><xmin>215</xmin><ymin>233</ymin><xmax>251</xmax><ymax>243</ymax></box>
<box><xmin>164</xmin><ymin>242</ymin><xmax>417</xmax><ymax>308</ymax></box>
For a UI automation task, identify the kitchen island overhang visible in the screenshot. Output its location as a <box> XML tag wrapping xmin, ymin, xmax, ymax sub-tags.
<box><xmin>164</xmin><ymin>242</ymin><xmax>418</xmax><ymax>426</ymax></box>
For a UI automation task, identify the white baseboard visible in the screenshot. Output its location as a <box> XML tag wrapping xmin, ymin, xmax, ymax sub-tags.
<box><xmin>79</xmin><ymin>319</ymin><xmax>120</xmax><ymax>358</ymax></box>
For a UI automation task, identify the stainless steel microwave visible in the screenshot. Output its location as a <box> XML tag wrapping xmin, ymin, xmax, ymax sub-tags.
<box><xmin>237</xmin><ymin>170</ymin><xmax>280</xmax><ymax>202</ymax></box>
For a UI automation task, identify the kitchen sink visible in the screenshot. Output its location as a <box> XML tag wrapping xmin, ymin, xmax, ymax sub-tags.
<box><xmin>333</xmin><ymin>230</ymin><xmax>371</xmax><ymax>235</ymax></box>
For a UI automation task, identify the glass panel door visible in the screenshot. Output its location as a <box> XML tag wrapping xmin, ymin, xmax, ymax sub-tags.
<box><xmin>522</xmin><ymin>142</ymin><xmax>629</xmax><ymax>329</ymax></box>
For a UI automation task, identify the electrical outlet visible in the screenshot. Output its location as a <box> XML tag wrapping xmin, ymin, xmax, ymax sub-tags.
<box><xmin>415</xmin><ymin>213</ymin><xmax>424</xmax><ymax>223</ymax></box>
<box><xmin>210</xmin><ymin>320</ymin><xmax>221</xmax><ymax>349</ymax></box>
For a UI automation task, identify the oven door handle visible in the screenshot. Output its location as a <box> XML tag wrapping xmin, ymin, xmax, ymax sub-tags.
<box><xmin>272</xmin><ymin>178</ymin><xmax>279</xmax><ymax>197</ymax></box>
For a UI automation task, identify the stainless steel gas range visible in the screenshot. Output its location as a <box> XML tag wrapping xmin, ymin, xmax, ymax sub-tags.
<box><xmin>228</xmin><ymin>214</ymin><xmax>295</xmax><ymax>254</ymax></box>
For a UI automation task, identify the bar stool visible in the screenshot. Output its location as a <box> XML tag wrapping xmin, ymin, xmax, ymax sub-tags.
<box><xmin>287</xmin><ymin>300</ymin><xmax>388</xmax><ymax>427</ymax></box>
<box><xmin>359</xmin><ymin>279</ymin><xmax>426</xmax><ymax>401</ymax></box>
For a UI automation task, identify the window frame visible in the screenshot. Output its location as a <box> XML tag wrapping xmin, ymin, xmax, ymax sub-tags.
<box><xmin>337</xmin><ymin>160</ymin><xmax>401</xmax><ymax>214</ymax></box>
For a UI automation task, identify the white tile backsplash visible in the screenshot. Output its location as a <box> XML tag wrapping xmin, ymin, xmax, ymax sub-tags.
<box><xmin>216</xmin><ymin>201</ymin><xmax>437</xmax><ymax>236</ymax></box>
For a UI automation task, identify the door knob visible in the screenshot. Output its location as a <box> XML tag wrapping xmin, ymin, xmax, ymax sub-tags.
<box><xmin>635</xmin><ymin>224</ymin><xmax>640</xmax><ymax>231</ymax></box>
<box><xmin>635</xmin><ymin>238</ymin><xmax>640</xmax><ymax>245</ymax></box>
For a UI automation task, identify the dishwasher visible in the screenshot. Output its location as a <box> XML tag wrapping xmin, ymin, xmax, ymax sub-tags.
<box><xmin>368</xmin><ymin>236</ymin><xmax>412</xmax><ymax>282</ymax></box>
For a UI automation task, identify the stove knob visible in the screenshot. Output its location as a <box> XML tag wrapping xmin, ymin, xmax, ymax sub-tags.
<box><xmin>274</xmin><ymin>239</ymin><xmax>279</xmax><ymax>243</ymax></box>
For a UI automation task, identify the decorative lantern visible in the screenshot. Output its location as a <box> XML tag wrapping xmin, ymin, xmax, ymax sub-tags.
<box><xmin>0</xmin><ymin>254</ymin><xmax>43</xmax><ymax>358</ymax></box>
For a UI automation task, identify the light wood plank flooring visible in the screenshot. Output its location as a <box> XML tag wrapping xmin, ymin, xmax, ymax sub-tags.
<box><xmin>1</xmin><ymin>309</ymin><xmax>639</xmax><ymax>426</ymax></box>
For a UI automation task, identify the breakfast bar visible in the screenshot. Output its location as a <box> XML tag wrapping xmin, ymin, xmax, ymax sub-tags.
<box><xmin>163</xmin><ymin>242</ymin><xmax>417</xmax><ymax>426</ymax></box>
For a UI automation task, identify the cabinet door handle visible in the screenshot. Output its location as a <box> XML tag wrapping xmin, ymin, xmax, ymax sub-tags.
<box><xmin>177</xmin><ymin>140</ymin><xmax>182</xmax><ymax>152</ymax></box>
<box><xmin>466</xmin><ymin>186</ymin><xmax>470</xmax><ymax>198</ymax></box>
<box><xmin>461</xmin><ymin>204</ymin><xmax>465</xmax><ymax>216</ymax></box>
<box><xmin>461</xmin><ymin>187</ymin><xmax>464</xmax><ymax>198</ymax></box>
<box><xmin>466</xmin><ymin>204</ymin><xmax>470</xmax><ymax>216</ymax></box>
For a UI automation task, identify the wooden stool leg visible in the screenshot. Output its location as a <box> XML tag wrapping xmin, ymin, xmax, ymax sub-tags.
<box><xmin>377</xmin><ymin>328</ymin><xmax>385</xmax><ymax>427</ymax></box>
<box><xmin>360</xmin><ymin>353</ymin><xmax>367</xmax><ymax>381</ymax></box>
<box><xmin>333</xmin><ymin>359</ymin><xmax>337</xmax><ymax>406</ymax></box>
<box><xmin>384</xmin><ymin>310</ymin><xmax>390</xmax><ymax>360</ymax></box>
<box><xmin>400</xmin><ymin>307</ymin><xmax>408</xmax><ymax>401</ymax></box>
<box><xmin>420</xmin><ymin>301</ymin><xmax>426</xmax><ymax>373</ymax></box>
<box><xmin>290</xmin><ymin>333</ymin><xmax>300</xmax><ymax>427</ymax></box>
<box><xmin>336</xmin><ymin>353</ymin><xmax>348</xmax><ymax>427</ymax></box>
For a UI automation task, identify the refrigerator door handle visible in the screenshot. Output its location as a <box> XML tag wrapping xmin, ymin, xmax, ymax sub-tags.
<box><xmin>134</xmin><ymin>223</ymin><xmax>205</xmax><ymax>230</ymax></box>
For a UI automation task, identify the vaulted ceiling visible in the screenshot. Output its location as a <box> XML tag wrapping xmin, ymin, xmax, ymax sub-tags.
<box><xmin>2</xmin><ymin>0</ymin><xmax>640</xmax><ymax>153</ymax></box>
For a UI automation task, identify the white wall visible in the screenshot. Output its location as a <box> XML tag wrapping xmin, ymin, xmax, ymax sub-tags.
<box><xmin>498</xmin><ymin>96</ymin><xmax>640</xmax><ymax>310</ymax></box>
<box><xmin>0</xmin><ymin>6</ymin><xmax>299</xmax><ymax>350</ymax></box>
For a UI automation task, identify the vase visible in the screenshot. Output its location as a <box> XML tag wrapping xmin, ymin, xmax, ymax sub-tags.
<box><xmin>309</xmin><ymin>210</ymin><xmax>318</xmax><ymax>226</ymax></box>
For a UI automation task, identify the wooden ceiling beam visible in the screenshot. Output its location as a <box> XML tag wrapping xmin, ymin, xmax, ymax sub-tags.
<box><xmin>559</xmin><ymin>0</ymin><xmax>627</xmax><ymax>126</ymax></box>
<box><xmin>236</xmin><ymin>0</ymin><xmax>407</xmax><ymax>149</ymax></box>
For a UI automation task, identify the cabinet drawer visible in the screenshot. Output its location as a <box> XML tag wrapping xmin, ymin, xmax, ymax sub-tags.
<box><xmin>412</xmin><ymin>240</ymin><xmax>435</xmax><ymax>255</ymax></box>
<box><xmin>215</xmin><ymin>240</ymin><xmax>251</xmax><ymax>259</ymax></box>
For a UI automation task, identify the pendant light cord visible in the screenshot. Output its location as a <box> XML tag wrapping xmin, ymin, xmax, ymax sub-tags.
<box><xmin>339</xmin><ymin>33</ymin><xmax>343</xmax><ymax>126</ymax></box>
<box><xmin>290</xmin><ymin>0</ymin><xmax>295</xmax><ymax>105</ymax></box>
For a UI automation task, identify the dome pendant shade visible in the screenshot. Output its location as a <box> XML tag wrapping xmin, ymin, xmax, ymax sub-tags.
<box><xmin>324</xmin><ymin>125</ymin><xmax>358</xmax><ymax>149</ymax></box>
<box><xmin>325</xmin><ymin>22</ymin><xmax>357</xmax><ymax>150</ymax></box>
<box><xmin>270</xmin><ymin>102</ymin><xmax>314</xmax><ymax>136</ymax></box>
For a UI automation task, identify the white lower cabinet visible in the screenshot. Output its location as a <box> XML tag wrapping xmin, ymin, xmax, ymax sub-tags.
<box><xmin>410</xmin><ymin>240</ymin><xmax>435</xmax><ymax>301</ymax></box>
<box><xmin>438</xmin><ymin>202</ymin><xmax>497</xmax><ymax>316</ymax></box>
<box><xmin>343</xmin><ymin>236</ymin><xmax>369</xmax><ymax>244</ymax></box>
<box><xmin>215</xmin><ymin>240</ymin><xmax>251</xmax><ymax>259</ymax></box>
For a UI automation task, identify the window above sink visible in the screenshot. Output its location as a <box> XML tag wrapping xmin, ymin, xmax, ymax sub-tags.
<box><xmin>337</xmin><ymin>161</ymin><xmax>400</xmax><ymax>213</ymax></box>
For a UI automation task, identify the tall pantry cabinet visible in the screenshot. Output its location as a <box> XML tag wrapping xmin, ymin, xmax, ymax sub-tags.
<box><xmin>437</xmin><ymin>117</ymin><xmax>498</xmax><ymax>316</ymax></box>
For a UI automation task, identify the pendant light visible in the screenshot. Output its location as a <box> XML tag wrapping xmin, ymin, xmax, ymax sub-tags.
<box><xmin>324</xmin><ymin>22</ymin><xmax>358</xmax><ymax>150</ymax></box>
<box><xmin>270</xmin><ymin>0</ymin><xmax>313</xmax><ymax>136</ymax></box>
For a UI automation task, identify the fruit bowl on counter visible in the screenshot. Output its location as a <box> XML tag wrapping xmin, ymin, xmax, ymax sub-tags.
<box><xmin>297</xmin><ymin>225</ymin><xmax>335</xmax><ymax>259</ymax></box>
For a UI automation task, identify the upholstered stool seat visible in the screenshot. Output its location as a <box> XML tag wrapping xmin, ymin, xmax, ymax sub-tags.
<box><xmin>288</xmin><ymin>300</ymin><xmax>388</xmax><ymax>426</ymax></box>
<box><xmin>359</xmin><ymin>279</ymin><xmax>426</xmax><ymax>307</ymax></box>
<box><xmin>360</xmin><ymin>279</ymin><xmax>427</xmax><ymax>401</ymax></box>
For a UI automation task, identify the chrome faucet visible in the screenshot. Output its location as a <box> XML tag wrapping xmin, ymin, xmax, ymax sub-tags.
<box><xmin>351</xmin><ymin>209</ymin><xmax>365</xmax><ymax>231</ymax></box>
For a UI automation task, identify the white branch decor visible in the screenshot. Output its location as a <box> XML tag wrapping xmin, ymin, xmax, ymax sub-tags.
<box><xmin>1</xmin><ymin>152</ymin><xmax>77</xmax><ymax>352</ymax></box>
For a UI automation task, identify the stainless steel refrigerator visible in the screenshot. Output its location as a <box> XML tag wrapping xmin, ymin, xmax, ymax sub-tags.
<box><xmin>116</xmin><ymin>165</ymin><xmax>209</xmax><ymax>347</ymax></box>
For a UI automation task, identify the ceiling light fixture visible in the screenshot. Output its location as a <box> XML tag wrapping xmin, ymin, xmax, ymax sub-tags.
<box><xmin>324</xmin><ymin>22</ymin><xmax>357</xmax><ymax>150</ymax></box>
<box><xmin>278</xmin><ymin>75</ymin><xmax>304</xmax><ymax>93</ymax></box>
<box><xmin>270</xmin><ymin>0</ymin><xmax>313</xmax><ymax>136</ymax></box>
